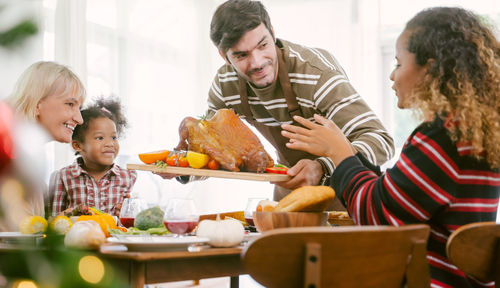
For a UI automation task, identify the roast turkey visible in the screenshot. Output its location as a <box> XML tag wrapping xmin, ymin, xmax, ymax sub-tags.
<box><xmin>175</xmin><ymin>109</ymin><xmax>274</xmax><ymax>172</ymax></box>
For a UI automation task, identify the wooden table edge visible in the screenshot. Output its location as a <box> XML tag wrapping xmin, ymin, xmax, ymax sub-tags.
<box><xmin>99</xmin><ymin>244</ymin><xmax>243</xmax><ymax>261</ymax></box>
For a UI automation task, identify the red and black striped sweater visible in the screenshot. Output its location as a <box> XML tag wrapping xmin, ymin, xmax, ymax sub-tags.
<box><xmin>332</xmin><ymin>116</ymin><xmax>500</xmax><ymax>288</ymax></box>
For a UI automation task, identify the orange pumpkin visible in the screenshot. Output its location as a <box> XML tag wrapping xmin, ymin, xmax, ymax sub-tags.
<box><xmin>76</xmin><ymin>213</ymin><xmax>118</xmax><ymax>237</ymax></box>
<box><xmin>138</xmin><ymin>150</ymin><xmax>171</xmax><ymax>164</ymax></box>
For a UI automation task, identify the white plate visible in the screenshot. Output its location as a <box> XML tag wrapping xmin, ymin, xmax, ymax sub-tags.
<box><xmin>107</xmin><ymin>236</ymin><xmax>209</xmax><ymax>251</ymax></box>
<box><xmin>0</xmin><ymin>232</ymin><xmax>44</xmax><ymax>245</ymax></box>
<box><xmin>109</xmin><ymin>233</ymin><xmax>169</xmax><ymax>240</ymax></box>
<box><xmin>0</xmin><ymin>232</ymin><xmax>44</xmax><ymax>238</ymax></box>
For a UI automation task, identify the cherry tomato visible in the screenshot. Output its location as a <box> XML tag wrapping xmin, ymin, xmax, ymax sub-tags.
<box><xmin>265</xmin><ymin>167</ymin><xmax>288</xmax><ymax>174</ymax></box>
<box><xmin>207</xmin><ymin>159</ymin><xmax>220</xmax><ymax>170</ymax></box>
<box><xmin>166</xmin><ymin>154</ymin><xmax>178</xmax><ymax>166</ymax></box>
<box><xmin>178</xmin><ymin>156</ymin><xmax>189</xmax><ymax>167</ymax></box>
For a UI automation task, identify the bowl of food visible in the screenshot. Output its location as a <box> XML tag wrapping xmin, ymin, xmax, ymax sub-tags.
<box><xmin>252</xmin><ymin>185</ymin><xmax>335</xmax><ymax>232</ymax></box>
<box><xmin>253</xmin><ymin>211</ymin><xmax>329</xmax><ymax>232</ymax></box>
<box><xmin>328</xmin><ymin>211</ymin><xmax>354</xmax><ymax>226</ymax></box>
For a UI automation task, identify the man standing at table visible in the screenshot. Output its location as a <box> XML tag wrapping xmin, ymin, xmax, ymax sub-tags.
<box><xmin>183</xmin><ymin>0</ymin><xmax>394</xmax><ymax>208</ymax></box>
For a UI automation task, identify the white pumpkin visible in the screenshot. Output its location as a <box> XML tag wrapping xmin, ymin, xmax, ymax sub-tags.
<box><xmin>64</xmin><ymin>220</ymin><xmax>106</xmax><ymax>249</ymax></box>
<box><xmin>196</xmin><ymin>215</ymin><xmax>244</xmax><ymax>247</ymax></box>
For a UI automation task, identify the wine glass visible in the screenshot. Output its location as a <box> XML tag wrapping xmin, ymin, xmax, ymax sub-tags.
<box><xmin>119</xmin><ymin>198</ymin><xmax>146</xmax><ymax>228</ymax></box>
<box><xmin>244</xmin><ymin>197</ymin><xmax>267</xmax><ymax>227</ymax></box>
<box><xmin>163</xmin><ymin>198</ymin><xmax>199</xmax><ymax>237</ymax></box>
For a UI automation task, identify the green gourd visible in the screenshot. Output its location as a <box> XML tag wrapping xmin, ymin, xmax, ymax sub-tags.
<box><xmin>134</xmin><ymin>206</ymin><xmax>165</xmax><ymax>230</ymax></box>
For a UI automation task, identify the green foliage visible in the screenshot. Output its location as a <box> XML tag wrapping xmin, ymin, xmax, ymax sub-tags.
<box><xmin>134</xmin><ymin>206</ymin><xmax>165</xmax><ymax>230</ymax></box>
<box><xmin>198</xmin><ymin>112</ymin><xmax>209</xmax><ymax>121</ymax></box>
<box><xmin>109</xmin><ymin>226</ymin><xmax>169</xmax><ymax>235</ymax></box>
<box><xmin>0</xmin><ymin>19</ymin><xmax>38</xmax><ymax>48</ymax></box>
<box><xmin>155</xmin><ymin>160</ymin><xmax>168</xmax><ymax>168</ymax></box>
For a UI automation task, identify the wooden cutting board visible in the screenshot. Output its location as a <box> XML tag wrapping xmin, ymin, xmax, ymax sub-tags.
<box><xmin>127</xmin><ymin>164</ymin><xmax>291</xmax><ymax>182</ymax></box>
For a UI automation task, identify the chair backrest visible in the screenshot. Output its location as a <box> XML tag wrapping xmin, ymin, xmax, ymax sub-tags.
<box><xmin>446</xmin><ymin>222</ymin><xmax>500</xmax><ymax>283</ymax></box>
<box><xmin>242</xmin><ymin>224</ymin><xmax>430</xmax><ymax>288</ymax></box>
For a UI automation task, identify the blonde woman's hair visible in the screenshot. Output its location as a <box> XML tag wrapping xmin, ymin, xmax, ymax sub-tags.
<box><xmin>6</xmin><ymin>61</ymin><xmax>86</xmax><ymax>121</ymax></box>
<box><xmin>404</xmin><ymin>7</ymin><xmax>500</xmax><ymax>169</ymax></box>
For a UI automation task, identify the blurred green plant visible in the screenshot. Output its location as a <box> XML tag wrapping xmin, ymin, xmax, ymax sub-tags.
<box><xmin>0</xmin><ymin>3</ymin><xmax>39</xmax><ymax>218</ymax></box>
<box><xmin>0</xmin><ymin>229</ymin><xmax>127</xmax><ymax>288</ymax></box>
<box><xmin>0</xmin><ymin>5</ymin><xmax>38</xmax><ymax>49</ymax></box>
<box><xmin>0</xmin><ymin>19</ymin><xmax>38</xmax><ymax>48</ymax></box>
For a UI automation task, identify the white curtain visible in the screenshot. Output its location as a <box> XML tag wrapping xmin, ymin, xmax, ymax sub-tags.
<box><xmin>46</xmin><ymin>0</ymin><xmax>88</xmax><ymax>176</ymax></box>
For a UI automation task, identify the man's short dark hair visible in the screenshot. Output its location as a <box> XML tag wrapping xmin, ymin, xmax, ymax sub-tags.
<box><xmin>210</xmin><ymin>0</ymin><xmax>274</xmax><ymax>54</ymax></box>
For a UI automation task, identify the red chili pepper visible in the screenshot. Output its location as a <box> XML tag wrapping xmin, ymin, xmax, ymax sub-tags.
<box><xmin>265</xmin><ymin>167</ymin><xmax>288</xmax><ymax>174</ymax></box>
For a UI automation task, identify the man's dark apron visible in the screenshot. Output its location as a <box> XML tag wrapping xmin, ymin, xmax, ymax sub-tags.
<box><xmin>237</xmin><ymin>46</ymin><xmax>345</xmax><ymax>210</ymax></box>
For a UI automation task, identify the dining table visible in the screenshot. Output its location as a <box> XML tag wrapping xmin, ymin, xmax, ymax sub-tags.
<box><xmin>0</xmin><ymin>213</ymin><xmax>352</xmax><ymax>287</ymax></box>
<box><xmin>99</xmin><ymin>243</ymin><xmax>245</xmax><ymax>287</ymax></box>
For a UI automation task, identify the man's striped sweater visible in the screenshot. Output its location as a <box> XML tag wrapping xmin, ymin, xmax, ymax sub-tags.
<box><xmin>333</xmin><ymin>116</ymin><xmax>500</xmax><ymax>287</ymax></box>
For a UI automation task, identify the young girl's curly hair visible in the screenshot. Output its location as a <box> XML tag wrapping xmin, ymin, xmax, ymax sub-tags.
<box><xmin>72</xmin><ymin>97</ymin><xmax>128</xmax><ymax>143</ymax></box>
<box><xmin>404</xmin><ymin>7</ymin><xmax>500</xmax><ymax>169</ymax></box>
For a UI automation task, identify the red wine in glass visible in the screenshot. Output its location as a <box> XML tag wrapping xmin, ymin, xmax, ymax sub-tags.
<box><xmin>120</xmin><ymin>217</ymin><xmax>135</xmax><ymax>228</ymax></box>
<box><xmin>119</xmin><ymin>198</ymin><xmax>146</xmax><ymax>228</ymax></box>
<box><xmin>164</xmin><ymin>220</ymin><xmax>198</xmax><ymax>235</ymax></box>
<box><xmin>163</xmin><ymin>198</ymin><xmax>199</xmax><ymax>236</ymax></box>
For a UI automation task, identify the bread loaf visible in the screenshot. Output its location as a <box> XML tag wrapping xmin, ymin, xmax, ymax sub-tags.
<box><xmin>273</xmin><ymin>186</ymin><xmax>335</xmax><ymax>212</ymax></box>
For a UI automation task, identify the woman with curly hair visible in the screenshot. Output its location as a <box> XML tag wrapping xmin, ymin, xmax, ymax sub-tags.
<box><xmin>281</xmin><ymin>7</ymin><xmax>500</xmax><ymax>287</ymax></box>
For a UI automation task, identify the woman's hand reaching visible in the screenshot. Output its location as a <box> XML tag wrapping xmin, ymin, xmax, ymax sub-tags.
<box><xmin>281</xmin><ymin>114</ymin><xmax>355</xmax><ymax>166</ymax></box>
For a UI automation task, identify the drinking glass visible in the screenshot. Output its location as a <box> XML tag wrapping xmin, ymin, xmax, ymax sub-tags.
<box><xmin>244</xmin><ymin>197</ymin><xmax>267</xmax><ymax>227</ymax></box>
<box><xmin>119</xmin><ymin>198</ymin><xmax>146</xmax><ymax>228</ymax></box>
<box><xmin>163</xmin><ymin>198</ymin><xmax>199</xmax><ymax>237</ymax></box>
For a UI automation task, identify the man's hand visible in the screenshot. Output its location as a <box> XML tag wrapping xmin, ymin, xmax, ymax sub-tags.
<box><xmin>272</xmin><ymin>159</ymin><xmax>322</xmax><ymax>190</ymax></box>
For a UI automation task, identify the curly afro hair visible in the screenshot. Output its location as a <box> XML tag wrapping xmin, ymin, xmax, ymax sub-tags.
<box><xmin>72</xmin><ymin>96</ymin><xmax>128</xmax><ymax>144</ymax></box>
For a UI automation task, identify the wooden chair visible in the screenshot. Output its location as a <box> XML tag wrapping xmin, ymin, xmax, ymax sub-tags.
<box><xmin>446</xmin><ymin>222</ymin><xmax>500</xmax><ymax>284</ymax></box>
<box><xmin>242</xmin><ymin>224</ymin><xmax>430</xmax><ymax>288</ymax></box>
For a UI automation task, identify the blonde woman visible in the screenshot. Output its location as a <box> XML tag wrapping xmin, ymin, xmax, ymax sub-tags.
<box><xmin>7</xmin><ymin>61</ymin><xmax>86</xmax><ymax>143</ymax></box>
<box><xmin>4</xmin><ymin>61</ymin><xmax>86</xmax><ymax>226</ymax></box>
<box><xmin>281</xmin><ymin>7</ymin><xmax>500</xmax><ymax>287</ymax></box>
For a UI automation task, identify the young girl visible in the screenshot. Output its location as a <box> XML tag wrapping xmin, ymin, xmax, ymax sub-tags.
<box><xmin>281</xmin><ymin>7</ymin><xmax>500</xmax><ymax>287</ymax></box>
<box><xmin>49</xmin><ymin>97</ymin><xmax>137</xmax><ymax>216</ymax></box>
